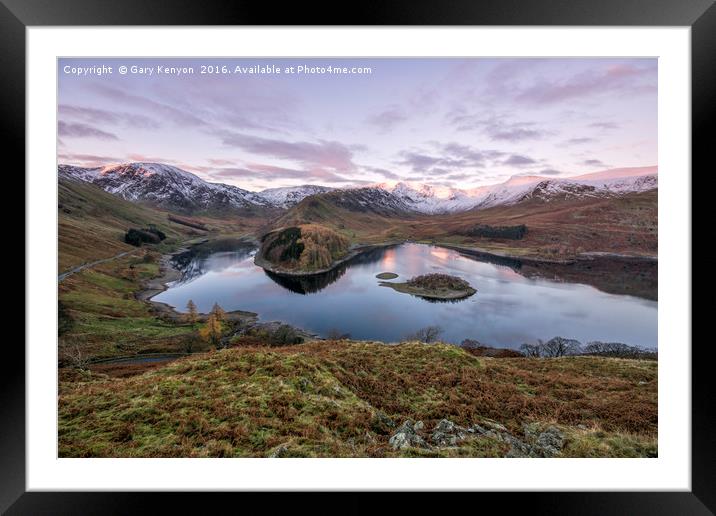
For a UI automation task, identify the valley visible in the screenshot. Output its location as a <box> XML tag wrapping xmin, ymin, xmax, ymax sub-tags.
<box><xmin>57</xmin><ymin>161</ymin><xmax>659</xmax><ymax>458</ymax></box>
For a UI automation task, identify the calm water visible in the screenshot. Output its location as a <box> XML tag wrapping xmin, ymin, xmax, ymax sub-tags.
<box><xmin>153</xmin><ymin>242</ymin><xmax>657</xmax><ymax>349</ymax></box>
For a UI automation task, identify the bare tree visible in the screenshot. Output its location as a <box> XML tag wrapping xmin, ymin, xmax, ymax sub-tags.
<box><xmin>406</xmin><ymin>325</ymin><xmax>443</xmax><ymax>343</ymax></box>
<box><xmin>59</xmin><ymin>341</ymin><xmax>90</xmax><ymax>370</ymax></box>
<box><xmin>541</xmin><ymin>337</ymin><xmax>582</xmax><ymax>357</ymax></box>
<box><xmin>520</xmin><ymin>341</ymin><xmax>543</xmax><ymax>357</ymax></box>
<box><xmin>326</xmin><ymin>328</ymin><xmax>351</xmax><ymax>340</ymax></box>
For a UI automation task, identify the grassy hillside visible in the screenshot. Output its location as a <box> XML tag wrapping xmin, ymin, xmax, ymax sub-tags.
<box><xmin>59</xmin><ymin>178</ymin><xmax>263</xmax><ymax>271</ymax></box>
<box><xmin>59</xmin><ymin>341</ymin><xmax>657</xmax><ymax>458</ymax></box>
<box><xmin>59</xmin><ymin>179</ymin><xmax>185</xmax><ymax>271</ymax></box>
<box><xmin>274</xmin><ymin>190</ymin><xmax>658</xmax><ymax>260</ymax></box>
<box><xmin>58</xmin><ymin>250</ymin><xmax>207</xmax><ymax>361</ymax></box>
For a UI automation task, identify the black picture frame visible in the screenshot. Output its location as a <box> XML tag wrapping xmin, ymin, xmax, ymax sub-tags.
<box><xmin>6</xmin><ymin>0</ymin><xmax>712</xmax><ymax>513</ymax></box>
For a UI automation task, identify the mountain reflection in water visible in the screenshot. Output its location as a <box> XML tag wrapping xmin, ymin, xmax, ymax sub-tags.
<box><xmin>155</xmin><ymin>241</ymin><xmax>657</xmax><ymax>349</ymax></box>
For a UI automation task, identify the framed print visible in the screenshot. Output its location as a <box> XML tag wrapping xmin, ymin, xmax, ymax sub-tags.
<box><xmin>8</xmin><ymin>0</ymin><xmax>713</xmax><ymax>512</ymax></box>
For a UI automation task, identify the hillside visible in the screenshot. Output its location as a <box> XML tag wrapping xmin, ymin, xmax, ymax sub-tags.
<box><xmin>58</xmin><ymin>178</ymin><xmax>190</xmax><ymax>271</ymax></box>
<box><xmin>270</xmin><ymin>193</ymin><xmax>417</xmax><ymax>244</ymax></box>
<box><xmin>58</xmin><ymin>341</ymin><xmax>657</xmax><ymax>458</ymax></box>
<box><xmin>59</xmin><ymin>177</ymin><xmax>271</xmax><ymax>272</ymax></box>
<box><xmin>272</xmin><ymin>188</ymin><xmax>658</xmax><ymax>260</ymax></box>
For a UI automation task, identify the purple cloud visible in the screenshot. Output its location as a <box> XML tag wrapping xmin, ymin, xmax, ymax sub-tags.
<box><xmin>537</xmin><ymin>168</ymin><xmax>563</xmax><ymax>176</ymax></box>
<box><xmin>583</xmin><ymin>159</ymin><xmax>609</xmax><ymax>167</ymax></box>
<box><xmin>58</xmin><ymin>152</ymin><xmax>121</xmax><ymax>167</ymax></box>
<box><xmin>565</xmin><ymin>137</ymin><xmax>595</xmax><ymax>145</ymax></box>
<box><xmin>449</xmin><ymin>113</ymin><xmax>547</xmax><ymax>142</ymax></box>
<box><xmin>363</xmin><ymin>166</ymin><xmax>402</xmax><ymax>181</ymax></box>
<box><xmin>92</xmin><ymin>84</ymin><xmax>207</xmax><ymax>127</ymax></box>
<box><xmin>218</xmin><ymin>132</ymin><xmax>356</xmax><ymax>172</ymax></box>
<box><xmin>504</xmin><ymin>154</ymin><xmax>537</xmax><ymax>166</ymax></box>
<box><xmin>516</xmin><ymin>63</ymin><xmax>656</xmax><ymax>105</ymax></box>
<box><xmin>399</xmin><ymin>143</ymin><xmax>505</xmax><ymax>175</ymax></box>
<box><xmin>211</xmin><ymin>163</ymin><xmax>349</xmax><ymax>183</ymax></box>
<box><xmin>589</xmin><ymin>121</ymin><xmax>620</xmax><ymax>130</ymax></box>
<box><xmin>59</xmin><ymin>104</ymin><xmax>160</xmax><ymax>129</ymax></box>
<box><xmin>58</xmin><ymin>121</ymin><xmax>118</xmax><ymax>140</ymax></box>
<box><xmin>366</xmin><ymin>106</ymin><xmax>408</xmax><ymax>131</ymax></box>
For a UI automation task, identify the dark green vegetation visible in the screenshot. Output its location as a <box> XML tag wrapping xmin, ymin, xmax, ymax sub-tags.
<box><xmin>231</xmin><ymin>324</ymin><xmax>306</xmax><ymax>347</ymax></box>
<box><xmin>380</xmin><ymin>273</ymin><xmax>477</xmax><ymax>300</ymax></box>
<box><xmin>459</xmin><ymin>224</ymin><xmax>527</xmax><ymax>240</ymax></box>
<box><xmin>257</xmin><ymin>224</ymin><xmax>350</xmax><ymax>272</ymax></box>
<box><xmin>124</xmin><ymin>226</ymin><xmax>167</xmax><ymax>246</ymax></box>
<box><xmin>58</xmin><ymin>341</ymin><xmax>657</xmax><ymax>457</ymax></box>
<box><xmin>376</xmin><ymin>272</ymin><xmax>399</xmax><ymax>279</ymax></box>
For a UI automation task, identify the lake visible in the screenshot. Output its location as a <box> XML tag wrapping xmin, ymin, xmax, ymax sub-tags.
<box><xmin>153</xmin><ymin>242</ymin><xmax>658</xmax><ymax>349</ymax></box>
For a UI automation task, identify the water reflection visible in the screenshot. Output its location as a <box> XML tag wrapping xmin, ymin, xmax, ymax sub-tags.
<box><xmin>156</xmin><ymin>241</ymin><xmax>658</xmax><ymax>349</ymax></box>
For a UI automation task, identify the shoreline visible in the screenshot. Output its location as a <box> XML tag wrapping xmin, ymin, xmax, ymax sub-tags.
<box><xmin>136</xmin><ymin>237</ymin><xmax>258</xmax><ymax>324</ymax></box>
<box><xmin>436</xmin><ymin>242</ymin><xmax>658</xmax><ymax>266</ymax></box>
<box><xmin>255</xmin><ymin>237</ymin><xmax>658</xmax><ymax>278</ymax></box>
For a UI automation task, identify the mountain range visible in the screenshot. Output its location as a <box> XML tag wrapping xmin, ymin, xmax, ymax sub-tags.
<box><xmin>58</xmin><ymin>162</ymin><xmax>657</xmax><ymax>215</ymax></box>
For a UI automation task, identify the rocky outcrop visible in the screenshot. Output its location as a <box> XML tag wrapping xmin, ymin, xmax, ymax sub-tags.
<box><xmin>387</xmin><ymin>417</ymin><xmax>565</xmax><ymax>457</ymax></box>
<box><xmin>470</xmin><ymin>421</ymin><xmax>565</xmax><ymax>458</ymax></box>
<box><xmin>431</xmin><ymin>419</ymin><xmax>468</xmax><ymax>447</ymax></box>
<box><xmin>388</xmin><ymin>420</ymin><xmax>430</xmax><ymax>450</ymax></box>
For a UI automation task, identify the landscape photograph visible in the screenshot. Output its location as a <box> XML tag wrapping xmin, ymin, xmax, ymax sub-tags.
<box><xmin>57</xmin><ymin>57</ymin><xmax>658</xmax><ymax>458</ymax></box>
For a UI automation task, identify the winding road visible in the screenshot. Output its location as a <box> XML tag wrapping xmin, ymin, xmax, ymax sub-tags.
<box><xmin>58</xmin><ymin>250</ymin><xmax>136</xmax><ymax>283</ymax></box>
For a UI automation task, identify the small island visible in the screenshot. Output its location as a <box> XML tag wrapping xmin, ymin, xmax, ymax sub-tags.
<box><xmin>254</xmin><ymin>224</ymin><xmax>352</xmax><ymax>275</ymax></box>
<box><xmin>376</xmin><ymin>272</ymin><xmax>399</xmax><ymax>279</ymax></box>
<box><xmin>379</xmin><ymin>273</ymin><xmax>477</xmax><ymax>300</ymax></box>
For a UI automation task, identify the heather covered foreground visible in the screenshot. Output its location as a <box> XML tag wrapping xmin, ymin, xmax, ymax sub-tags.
<box><xmin>59</xmin><ymin>341</ymin><xmax>657</xmax><ymax>458</ymax></box>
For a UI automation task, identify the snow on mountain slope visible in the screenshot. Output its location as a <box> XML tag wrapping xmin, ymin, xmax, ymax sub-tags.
<box><xmin>58</xmin><ymin>161</ymin><xmax>658</xmax><ymax>216</ymax></box>
<box><xmin>58</xmin><ymin>162</ymin><xmax>271</xmax><ymax>213</ymax></box>
<box><xmin>373</xmin><ymin>167</ymin><xmax>657</xmax><ymax>214</ymax></box>
<box><xmin>257</xmin><ymin>185</ymin><xmax>335</xmax><ymax>208</ymax></box>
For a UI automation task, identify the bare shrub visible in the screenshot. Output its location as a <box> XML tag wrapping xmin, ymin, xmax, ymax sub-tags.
<box><xmin>405</xmin><ymin>325</ymin><xmax>443</xmax><ymax>343</ymax></box>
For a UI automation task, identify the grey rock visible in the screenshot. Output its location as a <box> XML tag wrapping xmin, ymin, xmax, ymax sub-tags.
<box><xmin>535</xmin><ymin>426</ymin><xmax>564</xmax><ymax>457</ymax></box>
<box><xmin>297</xmin><ymin>377</ymin><xmax>312</xmax><ymax>392</ymax></box>
<box><xmin>468</xmin><ymin>424</ymin><xmax>488</xmax><ymax>435</ymax></box>
<box><xmin>268</xmin><ymin>444</ymin><xmax>289</xmax><ymax>458</ymax></box>
<box><xmin>483</xmin><ymin>420</ymin><xmax>508</xmax><ymax>432</ymax></box>
<box><xmin>414</xmin><ymin>420</ymin><xmax>425</xmax><ymax>431</ymax></box>
<box><xmin>389</xmin><ymin>420</ymin><xmax>431</xmax><ymax>450</ymax></box>
<box><xmin>431</xmin><ymin>418</ymin><xmax>468</xmax><ymax>447</ymax></box>
<box><xmin>504</xmin><ymin>433</ymin><xmax>537</xmax><ymax>458</ymax></box>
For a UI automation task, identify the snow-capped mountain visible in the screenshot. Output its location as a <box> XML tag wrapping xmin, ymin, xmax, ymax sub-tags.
<box><xmin>372</xmin><ymin>166</ymin><xmax>657</xmax><ymax>214</ymax></box>
<box><xmin>374</xmin><ymin>182</ymin><xmax>482</xmax><ymax>214</ymax></box>
<box><xmin>320</xmin><ymin>187</ymin><xmax>413</xmax><ymax>216</ymax></box>
<box><xmin>59</xmin><ymin>162</ymin><xmax>273</xmax><ymax>213</ymax></box>
<box><xmin>59</xmin><ymin>162</ymin><xmax>657</xmax><ymax>216</ymax></box>
<box><xmin>257</xmin><ymin>185</ymin><xmax>335</xmax><ymax>209</ymax></box>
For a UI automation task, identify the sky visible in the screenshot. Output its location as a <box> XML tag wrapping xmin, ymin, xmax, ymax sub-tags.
<box><xmin>58</xmin><ymin>57</ymin><xmax>657</xmax><ymax>192</ymax></box>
